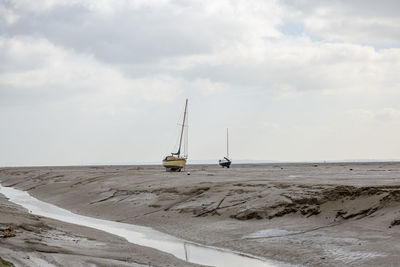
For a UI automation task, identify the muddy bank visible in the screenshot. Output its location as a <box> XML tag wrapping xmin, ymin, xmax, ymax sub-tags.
<box><xmin>0</xmin><ymin>192</ymin><xmax>198</xmax><ymax>266</ymax></box>
<box><xmin>1</xmin><ymin>162</ymin><xmax>400</xmax><ymax>266</ymax></box>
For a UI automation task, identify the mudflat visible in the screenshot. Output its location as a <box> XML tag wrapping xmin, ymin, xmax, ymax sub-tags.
<box><xmin>0</xmin><ymin>192</ymin><xmax>200</xmax><ymax>267</ymax></box>
<box><xmin>1</xmin><ymin>162</ymin><xmax>400</xmax><ymax>266</ymax></box>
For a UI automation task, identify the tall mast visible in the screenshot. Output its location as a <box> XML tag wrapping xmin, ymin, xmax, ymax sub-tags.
<box><xmin>226</xmin><ymin>128</ymin><xmax>229</xmax><ymax>158</ymax></box>
<box><xmin>178</xmin><ymin>99</ymin><xmax>188</xmax><ymax>157</ymax></box>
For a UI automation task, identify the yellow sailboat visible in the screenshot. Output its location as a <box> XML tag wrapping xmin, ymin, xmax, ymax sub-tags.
<box><xmin>162</xmin><ymin>99</ymin><xmax>188</xmax><ymax>172</ymax></box>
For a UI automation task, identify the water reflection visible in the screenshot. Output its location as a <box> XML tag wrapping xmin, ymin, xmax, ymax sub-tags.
<box><xmin>0</xmin><ymin>185</ymin><xmax>277</xmax><ymax>267</ymax></box>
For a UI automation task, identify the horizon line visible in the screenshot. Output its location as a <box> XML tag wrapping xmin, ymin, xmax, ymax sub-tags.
<box><xmin>1</xmin><ymin>158</ymin><xmax>400</xmax><ymax>168</ymax></box>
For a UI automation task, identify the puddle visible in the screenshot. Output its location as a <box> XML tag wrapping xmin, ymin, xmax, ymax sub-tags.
<box><xmin>0</xmin><ymin>185</ymin><xmax>279</xmax><ymax>267</ymax></box>
<box><xmin>288</xmin><ymin>175</ymin><xmax>302</xmax><ymax>178</ymax></box>
<box><xmin>246</xmin><ymin>229</ymin><xmax>296</xmax><ymax>239</ymax></box>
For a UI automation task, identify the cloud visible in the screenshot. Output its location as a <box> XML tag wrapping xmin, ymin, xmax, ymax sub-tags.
<box><xmin>171</xmin><ymin>37</ymin><xmax>400</xmax><ymax>97</ymax></box>
<box><xmin>282</xmin><ymin>0</ymin><xmax>400</xmax><ymax>46</ymax></box>
<box><xmin>0</xmin><ymin>36</ymin><xmax>182</xmax><ymax>112</ymax></box>
<box><xmin>2</xmin><ymin>0</ymin><xmax>283</xmax><ymax>66</ymax></box>
<box><xmin>346</xmin><ymin>109</ymin><xmax>376</xmax><ymax>121</ymax></box>
<box><xmin>1</xmin><ymin>0</ymin><xmax>400</xmax><ymax>165</ymax></box>
<box><xmin>346</xmin><ymin>108</ymin><xmax>400</xmax><ymax>122</ymax></box>
<box><xmin>3</xmin><ymin>0</ymin><xmax>400</xmax><ymax>98</ymax></box>
<box><xmin>0</xmin><ymin>3</ymin><xmax>19</xmax><ymax>25</ymax></box>
<box><xmin>376</xmin><ymin>108</ymin><xmax>400</xmax><ymax>121</ymax></box>
<box><xmin>193</xmin><ymin>78</ymin><xmax>227</xmax><ymax>96</ymax></box>
<box><xmin>135</xmin><ymin>75</ymin><xmax>182</xmax><ymax>102</ymax></box>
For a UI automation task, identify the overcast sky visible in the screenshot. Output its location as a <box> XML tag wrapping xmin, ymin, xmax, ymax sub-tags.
<box><xmin>1</xmin><ymin>0</ymin><xmax>400</xmax><ymax>166</ymax></box>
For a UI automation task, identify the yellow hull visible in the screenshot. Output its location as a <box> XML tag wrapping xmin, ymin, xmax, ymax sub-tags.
<box><xmin>162</xmin><ymin>158</ymin><xmax>186</xmax><ymax>170</ymax></box>
<box><xmin>162</xmin><ymin>159</ymin><xmax>186</xmax><ymax>167</ymax></box>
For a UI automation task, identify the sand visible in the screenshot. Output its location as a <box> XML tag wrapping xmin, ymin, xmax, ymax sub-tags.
<box><xmin>1</xmin><ymin>162</ymin><xmax>400</xmax><ymax>266</ymax></box>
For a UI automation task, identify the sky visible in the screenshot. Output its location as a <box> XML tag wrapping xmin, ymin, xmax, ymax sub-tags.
<box><xmin>1</xmin><ymin>0</ymin><xmax>400</xmax><ymax>166</ymax></box>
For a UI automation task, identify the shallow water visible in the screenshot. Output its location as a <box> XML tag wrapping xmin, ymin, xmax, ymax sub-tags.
<box><xmin>0</xmin><ymin>185</ymin><xmax>278</xmax><ymax>267</ymax></box>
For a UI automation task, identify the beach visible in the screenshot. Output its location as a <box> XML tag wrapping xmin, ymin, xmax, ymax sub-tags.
<box><xmin>1</xmin><ymin>162</ymin><xmax>400</xmax><ymax>266</ymax></box>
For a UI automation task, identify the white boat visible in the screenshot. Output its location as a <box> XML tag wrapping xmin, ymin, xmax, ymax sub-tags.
<box><xmin>219</xmin><ymin>128</ymin><xmax>232</xmax><ymax>168</ymax></box>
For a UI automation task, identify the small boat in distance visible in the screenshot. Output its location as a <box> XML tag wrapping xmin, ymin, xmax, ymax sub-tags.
<box><xmin>219</xmin><ymin>128</ymin><xmax>232</xmax><ymax>168</ymax></box>
<box><xmin>162</xmin><ymin>99</ymin><xmax>188</xmax><ymax>172</ymax></box>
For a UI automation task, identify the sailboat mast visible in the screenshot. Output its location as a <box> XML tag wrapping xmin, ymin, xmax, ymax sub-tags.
<box><xmin>226</xmin><ymin>128</ymin><xmax>229</xmax><ymax>158</ymax></box>
<box><xmin>178</xmin><ymin>98</ymin><xmax>188</xmax><ymax>157</ymax></box>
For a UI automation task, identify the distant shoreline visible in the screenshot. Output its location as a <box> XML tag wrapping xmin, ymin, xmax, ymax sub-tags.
<box><xmin>2</xmin><ymin>159</ymin><xmax>400</xmax><ymax>168</ymax></box>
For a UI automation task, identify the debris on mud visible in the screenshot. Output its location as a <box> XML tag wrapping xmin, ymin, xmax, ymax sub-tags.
<box><xmin>1</xmin><ymin>226</ymin><xmax>16</xmax><ymax>238</ymax></box>
<box><xmin>390</xmin><ymin>219</ymin><xmax>400</xmax><ymax>227</ymax></box>
<box><xmin>0</xmin><ymin>256</ymin><xmax>15</xmax><ymax>267</ymax></box>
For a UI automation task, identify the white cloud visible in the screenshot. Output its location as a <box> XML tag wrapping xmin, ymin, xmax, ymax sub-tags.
<box><xmin>193</xmin><ymin>79</ymin><xmax>227</xmax><ymax>96</ymax></box>
<box><xmin>136</xmin><ymin>75</ymin><xmax>182</xmax><ymax>102</ymax></box>
<box><xmin>284</xmin><ymin>0</ymin><xmax>400</xmax><ymax>45</ymax></box>
<box><xmin>171</xmin><ymin>36</ymin><xmax>400</xmax><ymax>96</ymax></box>
<box><xmin>8</xmin><ymin>0</ymin><xmax>171</xmax><ymax>12</ymax></box>
<box><xmin>0</xmin><ymin>36</ymin><xmax>182</xmax><ymax>111</ymax></box>
<box><xmin>3</xmin><ymin>0</ymin><xmax>284</xmax><ymax>65</ymax></box>
<box><xmin>346</xmin><ymin>109</ymin><xmax>376</xmax><ymax>121</ymax></box>
<box><xmin>4</xmin><ymin>0</ymin><xmax>399</xmax><ymax>98</ymax></box>
<box><xmin>0</xmin><ymin>4</ymin><xmax>19</xmax><ymax>25</ymax></box>
<box><xmin>376</xmin><ymin>108</ymin><xmax>400</xmax><ymax>121</ymax></box>
<box><xmin>2</xmin><ymin>0</ymin><xmax>400</xmax><ymax>165</ymax></box>
<box><xmin>346</xmin><ymin>108</ymin><xmax>400</xmax><ymax>122</ymax></box>
<box><xmin>273</xmin><ymin>84</ymin><xmax>302</xmax><ymax>99</ymax></box>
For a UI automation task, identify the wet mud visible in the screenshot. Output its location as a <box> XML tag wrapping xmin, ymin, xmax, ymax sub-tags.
<box><xmin>1</xmin><ymin>162</ymin><xmax>400</xmax><ymax>266</ymax></box>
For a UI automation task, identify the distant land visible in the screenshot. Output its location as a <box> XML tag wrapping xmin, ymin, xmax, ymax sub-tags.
<box><xmin>2</xmin><ymin>159</ymin><xmax>400</xmax><ymax>168</ymax></box>
<box><xmin>83</xmin><ymin>158</ymin><xmax>400</xmax><ymax>166</ymax></box>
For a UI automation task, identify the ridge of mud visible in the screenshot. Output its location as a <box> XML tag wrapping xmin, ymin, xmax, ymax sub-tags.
<box><xmin>149</xmin><ymin>184</ymin><xmax>400</xmax><ymax>224</ymax></box>
<box><xmin>93</xmin><ymin>183</ymin><xmax>400</xmax><ymax>225</ymax></box>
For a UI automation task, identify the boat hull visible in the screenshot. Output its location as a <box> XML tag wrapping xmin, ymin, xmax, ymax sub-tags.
<box><xmin>219</xmin><ymin>159</ymin><xmax>231</xmax><ymax>168</ymax></box>
<box><xmin>162</xmin><ymin>158</ymin><xmax>186</xmax><ymax>171</ymax></box>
